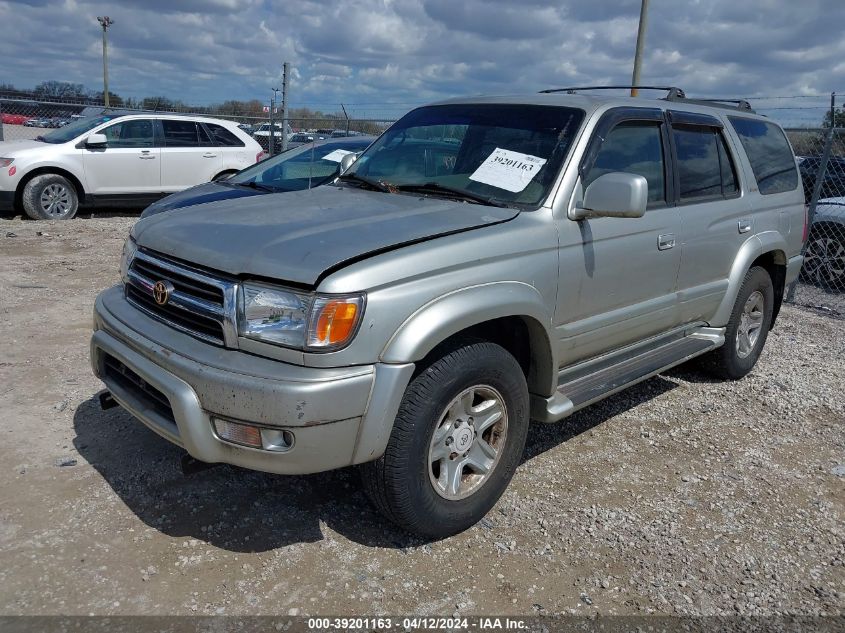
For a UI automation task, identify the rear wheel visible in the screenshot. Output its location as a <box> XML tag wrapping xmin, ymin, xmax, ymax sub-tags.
<box><xmin>703</xmin><ymin>266</ymin><xmax>773</xmax><ymax>380</ymax></box>
<box><xmin>360</xmin><ymin>340</ymin><xmax>529</xmax><ymax>538</ymax></box>
<box><xmin>22</xmin><ymin>174</ymin><xmax>79</xmax><ymax>220</ymax></box>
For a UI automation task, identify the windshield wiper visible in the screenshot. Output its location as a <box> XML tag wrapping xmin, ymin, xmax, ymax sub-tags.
<box><xmin>230</xmin><ymin>180</ymin><xmax>278</xmax><ymax>193</ymax></box>
<box><xmin>394</xmin><ymin>182</ymin><xmax>508</xmax><ymax>207</ymax></box>
<box><xmin>337</xmin><ymin>172</ymin><xmax>391</xmax><ymax>193</ymax></box>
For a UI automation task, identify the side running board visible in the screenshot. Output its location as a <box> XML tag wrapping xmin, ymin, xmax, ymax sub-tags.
<box><xmin>531</xmin><ymin>326</ymin><xmax>724</xmax><ymax>423</ymax></box>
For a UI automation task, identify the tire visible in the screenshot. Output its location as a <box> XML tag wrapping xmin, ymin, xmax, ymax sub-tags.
<box><xmin>360</xmin><ymin>340</ymin><xmax>529</xmax><ymax>538</ymax></box>
<box><xmin>212</xmin><ymin>171</ymin><xmax>237</xmax><ymax>182</ymax></box>
<box><xmin>21</xmin><ymin>174</ymin><xmax>79</xmax><ymax>220</ymax></box>
<box><xmin>703</xmin><ymin>266</ymin><xmax>774</xmax><ymax>380</ymax></box>
<box><xmin>800</xmin><ymin>226</ymin><xmax>845</xmax><ymax>292</ymax></box>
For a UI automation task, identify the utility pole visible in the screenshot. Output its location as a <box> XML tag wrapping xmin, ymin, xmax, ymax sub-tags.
<box><xmin>269</xmin><ymin>88</ymin><xmax>280</xmax><ymax>155</ymax></box>
<box><xmin>630</xmin><ymin>0</ymin><xmax>648</xmax><ymax>97</ymax></box>
<box><xmin>97</xmin><ymin>16</ymin><xmax>114</xmax><ymax>107</ymax></box>
<box><xmin>831</xmin><ymin>91</ymin><xmax>837</xmax><ymax>129</ymax></box>
<box><xmin>340</xmin><ymin>103</ymin><xmax>350</xmax><ymax>136</ymax></box>
<box><xmin>281</xmin><ymin>62</ymin><xmax>290</xmax><ymax>152</ymax></box>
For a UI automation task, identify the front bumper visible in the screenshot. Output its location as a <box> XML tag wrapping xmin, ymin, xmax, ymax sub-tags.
<box><xmin>91</xmin><ymin>285</ymin><xmax>414</xmax><ymax>474</ymax></box>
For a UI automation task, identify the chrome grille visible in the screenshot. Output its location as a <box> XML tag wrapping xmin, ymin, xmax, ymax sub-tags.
<box><xmin>125</xmin><ymin>250</ymin><xmax>238</xmax><ymax>346</ymax></box>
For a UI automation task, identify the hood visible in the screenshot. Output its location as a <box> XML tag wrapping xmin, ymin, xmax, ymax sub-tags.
<box><xmin>134</xmin><ymin>185</ymin><xmax>519</xmax><ymax>286</ymax></box>
<box><xmin>0</xmin><ymin>140</ymin><xmax>50</xmax><ymax>155</ymax></box>
<box><xmin>140</xmin><ymin>181</ymin><xmax>262</xmax><ymax>218</ymax></box>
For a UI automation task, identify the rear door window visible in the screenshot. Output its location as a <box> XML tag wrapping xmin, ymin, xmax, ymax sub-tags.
<box><xmin>162</xmin><ymin>120</ymin><xmax>200</xmax><ymax>147</ymax></box>
<box><xmin>673</xmin><ymin>127</ymin><xmax>722</xmax><ymax>199</ymax></box>
<box><xmin>728</xmin><ymin>117</ymin><xmax>799</xmax><ymax>195</ymax></box>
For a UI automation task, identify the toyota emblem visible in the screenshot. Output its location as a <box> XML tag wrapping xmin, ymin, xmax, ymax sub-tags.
<box><xmin>152</xmin><ymin>280</ymin><xmax>174</xmax><ymax>306</ymax></box>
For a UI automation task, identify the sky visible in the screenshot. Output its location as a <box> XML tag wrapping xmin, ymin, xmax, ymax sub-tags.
<box><xmin>1</xmin><ymin>0</ymin><xmax>844</xmax><ymax>125</ymax></box>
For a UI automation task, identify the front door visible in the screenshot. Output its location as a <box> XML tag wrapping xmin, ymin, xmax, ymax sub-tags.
<box><xmin>555</xmin><ymin>109</ymin><xmax>682</xmax><ymax>366</ymax></box>
<box><xmin>83</xmin><ymin>118</ymin><xmax>160</xmax><ymax>194</ymax></box>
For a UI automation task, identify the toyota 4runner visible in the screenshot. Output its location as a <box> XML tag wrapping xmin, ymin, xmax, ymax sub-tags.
<box><xmin>91</xmin><ymin>87</ymin><xmax>806</xmax><ymax>537</ymax></box>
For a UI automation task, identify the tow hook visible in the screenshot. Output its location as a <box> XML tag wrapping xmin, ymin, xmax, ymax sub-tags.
<box><xmin>98</xmin><ymin>390</ymin><xmax>118</xmax><ymax>410</ymax></box>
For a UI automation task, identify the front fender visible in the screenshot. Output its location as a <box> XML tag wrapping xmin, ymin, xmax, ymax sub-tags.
<box><xmin>17</xmin><ymin>159</ymin><xmax>88</xmax><ymax>195</ymax></box>
<box><xmin>380</xmin><ymin>281</ymin><xmax>557</xmax><ymax>394</ymax></box>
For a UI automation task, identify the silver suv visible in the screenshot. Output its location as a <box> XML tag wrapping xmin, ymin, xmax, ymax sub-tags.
<box><xmin>90</xmin><ymin>87</ymin><xmax>806</xmax><ymax>537</ymax></box>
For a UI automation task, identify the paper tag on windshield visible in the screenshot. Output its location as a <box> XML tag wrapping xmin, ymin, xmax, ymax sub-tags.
<box><xmin>469</xmin><ymin>148</ymin><xmax>547</xmax><ymax>192</ymax></box>
<box><xmin>322</xmin><ymin>149</ymin><xmax>355</xmax><ymax>163</ymax></box>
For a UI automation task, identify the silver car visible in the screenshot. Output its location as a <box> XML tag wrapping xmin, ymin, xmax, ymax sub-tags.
<box><xmin>91</xmin><ymin>88</ymin><xmax>805</xmax><ymax>537</ymax></box>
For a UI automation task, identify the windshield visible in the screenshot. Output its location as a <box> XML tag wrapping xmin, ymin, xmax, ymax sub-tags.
<box><xmin>229</xmin><ymin>139</ymin><xmax>372</xmax><ymax>191</ymax></box>
<box><xmin>37</xmin><ymin>116</ymin><xmax>116</xmax><ymax>144</ymax></box>
<box><xmin>344</xmin><ymin>103</ymin><xmax>584</xmax><ymax>208</ymax></box>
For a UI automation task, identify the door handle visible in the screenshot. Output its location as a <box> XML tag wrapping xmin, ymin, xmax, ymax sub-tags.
<box><xmin>658</xmin><ymin>233</ymin><xmax>676</xmax><ymax>250</ymax></box>
<box><xmin>202</xmin><ymin>153</ymin><xmax>218</xmax><ymax>158</ymax></box>
<box><xmin>738</xmin><ymin>219</ymin><xmax>751</xmax><ymax>234</ymax></box>
<box><xmin>139</xmin><ymin>155</ymin><xmax>156</xmax><ymax>159</ymax></box>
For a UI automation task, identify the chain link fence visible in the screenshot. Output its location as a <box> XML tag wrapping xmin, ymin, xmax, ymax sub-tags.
<box><xmin>785</xmin><ymin>127</ymin><xmax>845</xmax><ymax>318</ymax></box>
<box><xmin>0</xmin><ymin>96</ymin><xmax>396</xmax><ymax>152</ymax></box>
<box><xmin>1</xmin><ymin>95</ymin><xmax>844</xmax><ymax>319</ymax></box>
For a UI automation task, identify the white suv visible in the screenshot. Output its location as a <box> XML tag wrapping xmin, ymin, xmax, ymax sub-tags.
<box><xmin>0</xmin><ymin>113</ymin><xmax>264</xmax><ymax>219</ymax></box>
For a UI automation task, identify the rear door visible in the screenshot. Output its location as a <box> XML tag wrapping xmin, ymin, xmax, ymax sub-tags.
<box><xmin>670</xmin><ymin>111</ymin><xmax>752</xmax><ymax>323</ymax></box>
<box><xmin>159</xmin><ymin>119</ymin><xmax>222</xmax><ymax>191</ymax></box>
<box><xmin>82</xmin><ymin>118</ymin><xmax>160</xmax><ymax>194</ymax></box>
<box><xmin>204</xmin><ymin>122</ymin><xmax>254</xmax><ymax>171</ymax></box>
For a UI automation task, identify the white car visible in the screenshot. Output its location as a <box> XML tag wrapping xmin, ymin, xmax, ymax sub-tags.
<box><xmin>0</xmin><ymin>113</ymin><xmax>264</xmax><ymax>219</ymax></box>
<box><xmin>252</xmin><ymin>123</ymin><xmax>293</xmax><ymax>146</ymax></box>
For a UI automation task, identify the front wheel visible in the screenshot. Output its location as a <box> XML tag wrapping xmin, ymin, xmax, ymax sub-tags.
<box><xmin>22</xmin><ymin>174</ymin><xmax>79</xmax><ymax>220</ymax></box>
<box><xmin>703</xmin><ymin>266</ymin><xmax>773</xmax><ymax>380</ymax></box>
<box><xmin>360</xmin><ymin>340</ymin><xmax>529</xmax><ymax>538</ymax></box>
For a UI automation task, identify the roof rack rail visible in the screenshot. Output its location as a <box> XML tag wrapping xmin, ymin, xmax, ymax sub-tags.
<box><xmin>540</xmin><ymin>86</ymin><xmax>687</xmax><ymax>99</ymax></box>
<box><xmin>666</xmin><ymin>96</ymin><xmax>754</xmax><ymax>112</ymax></box>
<box><xmin>539</xmin><ymin>86</ymin><xmax>756</xmax><ymax>113</ymax></box>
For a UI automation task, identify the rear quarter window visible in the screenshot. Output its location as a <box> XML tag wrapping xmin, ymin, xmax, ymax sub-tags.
<box><xmin>728</xmin><ymin>117</ymin><xmax>799</xmax><ymax>195</ymax></box>
<box><xmin>207</xmin><ymin>123</ymin><xmax>246</xmax><ymax>147</ymax></box>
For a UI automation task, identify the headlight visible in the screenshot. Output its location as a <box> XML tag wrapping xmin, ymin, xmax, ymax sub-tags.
<box><xmin>239</xmin><ymin>282</ymin><xmax>364</xmax><ymax>351</ymax></box>
<box><xmin>119</xmin><ymin>236</ymin><xmax>137</xmax><ymax>283</ymax></box>
<box><xmin>0</xmin><ymin>158</ymin><xmax>14</xmax><ymax>168</ymax></box>
<box><xmin>239</xmin><ymin>283</ymin><xmax>312</xmax><ymax>348</ymax></box>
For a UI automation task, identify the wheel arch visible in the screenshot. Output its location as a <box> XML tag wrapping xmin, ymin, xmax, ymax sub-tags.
<box><xmin>750</xmin><ymin>249</ymin><xmax>787</xmax><ymax>328</ymax></box>
<box><xmin>711</xmin><ymin>233</ymin><xmax>789</xmax><ymax>328</ymax></box>
<box><xmin>380</xmin><ymin>282</ymin><xmax>557</xmax><ymax>397</ymax></box>
<box><xmin>15</xmin><ymin>166</ymin><xmax>86</xmax><ymax>209</ymax></box>
<box><xmin>212</xmin><ymin>169</ymin><xmax>238</xmax><ymax>182</ymax></box>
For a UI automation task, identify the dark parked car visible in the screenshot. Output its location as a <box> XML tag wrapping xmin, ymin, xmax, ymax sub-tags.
<box><xmin>140</xmin><ymin>135</ymin><xmax>375</xmax><ymax>218</ymax></box>
<box><xmin>801</xmin><ymin>196</ymin><xmax>845</xmax><ymax>291</ymax></box>
<box><xmin>798</xmin><ymin>156</ymin><xmax>845</xmax><ymax>202</ymax></box>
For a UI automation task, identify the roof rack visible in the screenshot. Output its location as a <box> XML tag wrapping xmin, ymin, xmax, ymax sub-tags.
<box><xmin>668</xmin><ymin>97</ymin><xmax>754</xmax><ymax>112</ymax></box>
<box><xmin>539</xmin><ymin>85</ymin><xmax>755</xmax><ymax>113</ymax></box>
<box><xmin>540</xmin><ymin>86</ymin><xmax>687</xmax><ymax>99</ymax></box>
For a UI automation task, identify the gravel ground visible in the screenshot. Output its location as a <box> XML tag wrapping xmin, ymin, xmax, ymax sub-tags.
<box><xmin>0</xmin><ymin>214</ymin><xmax>843</xmax><ymax>618</ymax></box>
